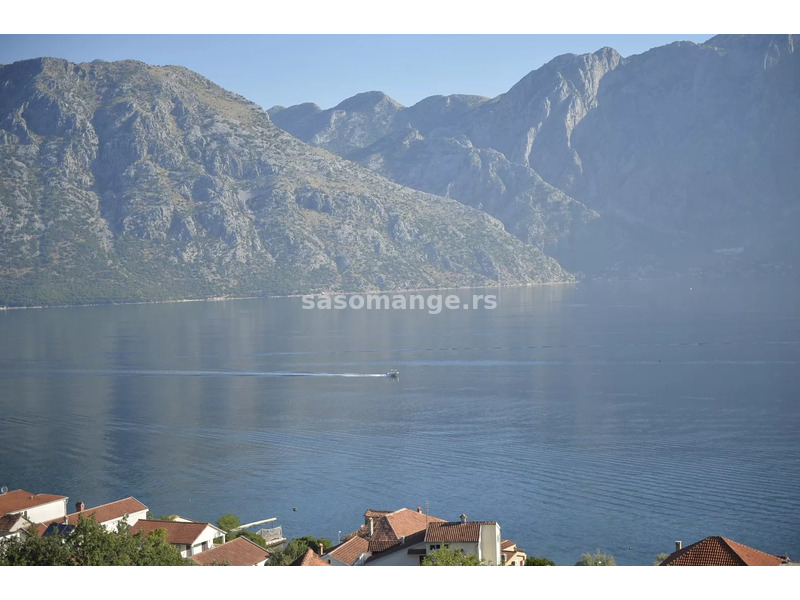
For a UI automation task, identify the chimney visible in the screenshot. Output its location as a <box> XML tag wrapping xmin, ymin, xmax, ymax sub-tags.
<box><xmin>460</xmin><ymin>513</ymin><xmax>467</xmax><ymax>524</ymax></box>
<box><xmin>369</xmin><ymin>517</ymin><xmax>374</xmax><ymax>538</ymax></box>
<box><xmin>675</xmin><ymin>540</ymin><xmax>682</xmax><ymax>551</ymax></box>
<box><xmin>76</xmin><ymin>501</ymin><xmax>85</xmax><ymax>513</ymax></box>
<box><xmin>63</xmin><ymin>516</ymin><xmax>69</xmax><ymax>524</ymax></box>
<box><xmin>417</xmin><ymin>507</ymin><xmax>422</xmax><ymax>513</ymax></box>
<box><xmin>319</xmin><ymin>543</ymin><xmax>324</xmax><ymax>556</ymax></box>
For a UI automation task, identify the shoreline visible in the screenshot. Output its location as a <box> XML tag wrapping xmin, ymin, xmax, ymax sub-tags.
<box><xmin>0</xmin><ymin>279</ymin><xmax>578</xmax><ymax>312</ymax></box>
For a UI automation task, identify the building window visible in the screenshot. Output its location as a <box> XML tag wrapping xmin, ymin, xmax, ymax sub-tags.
<box><xmin>429</xmin><ymin>544</ymin><xmax>440</xmax><ymax>551</ymax></box>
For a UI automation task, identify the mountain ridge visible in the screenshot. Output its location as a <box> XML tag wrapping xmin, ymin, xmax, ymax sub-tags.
<box><xmin>0</xmin><ymin>57</ymin><xmax>571</xmax><ymax>307</ymax></box>
<box><xmin>271</xmin><ymin>34</ymin><xmax>799</xmax><ymax>277</ymax></box>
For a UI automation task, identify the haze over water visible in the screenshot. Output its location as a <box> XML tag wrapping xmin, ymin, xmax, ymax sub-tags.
<box><xmin>1</xmin><ymin>277</ymin><xmax>798</xmax><ymax>566</ymax></box>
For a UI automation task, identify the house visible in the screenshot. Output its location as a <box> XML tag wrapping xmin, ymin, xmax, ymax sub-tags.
<box><xmin>0</xmin><ymin>513</ymin><xmax>34</xmax><ymax>541</ymax></box>
<box><xmin>37</xmin><ymin>497</ymin><xmax>149</xmax><ymax>535</ymax></box>
<box><xmin>501</xmin><ymin>539</ymin><xmax>527</xmax><ymax>566</ymax></box>
<box><xmin>0</xmin><ymin>489</ymin><xmax>68</xmax><ymax>523</ymax></box>
<box><xmin>291</xmin><ymin>547</ymin><xmax>330</xmax><ymax>566</ymax></box>
<box><xmin>191</xmin><ymin>536</ymin><xmax>271</xmax><ymax>566</ymax></box>
<box><xmin>323</xmin><ymin>509</ymin><xmax>506</xmax><ymax>566</ymax></box>
<box><xmin>659</xmin><ymin>536</ymin><xmax>783</xmax><ymax>566</ymax></box>
<box><xmin>322</xmin><ymin>507</ymin><xmax>446</xmax><ymax>565</ymax></box>
<box><xmin>324</xmin><ymin>534</ymin><xmax>370</xmax><ymax>566</ymax></box>
<box><xmin>365</xmin><ymin>518</ymin><xmax>502</xmax><ymax>566</ymax></box>
<box><xmin>130</xmin><ymin>519</ymin><xmax>226</xmax><ymax>558</ymax></box>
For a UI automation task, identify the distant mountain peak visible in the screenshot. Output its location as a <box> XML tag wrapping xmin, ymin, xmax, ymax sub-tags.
<box><xmin>333</xmin><ymin>90</ymin><xmax>404</xmax><ymax>112</ymax></box>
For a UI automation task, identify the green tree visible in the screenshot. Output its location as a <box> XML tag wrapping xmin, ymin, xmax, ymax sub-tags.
<box><xmin>421</xmin><ymin>546</ymin><xmax>486</xmax><ymax>566</ymax></box>
<box><xmin>286</xmin><ymin>535</ymin><xmax>332</xmax><ymax>555</ymax></box>
<box><xmin>263</xmin><ymin>547</ymin><xmax>294</xmax><ymax>566</ymax></box>
<box><xmin>264</xmin><ymin>536</ymin><xmax>333</xmax><ymax>566</ymax></box>
<box><xmin>653</xmin><ymin>552</ymin><xmax>669</xmax><ymax>566</ymax></box>
<box><xmin>217</xmin><ymin>514</ymin><xmax>241</xmax><ymax>532</ymax></box>
<box><xmin>0</xmin><ymin>515</ymin><xmax>190</xmax><ymax>566</ymax></box>
<box><xmin>525</xmin><ymin>556</ymin><xmax>556</xmax><ymax>566</ymax></box>
<box><xmin>136</xmin><ymin>527</ymin><xmax>191</xmax><ymax>566</ymax></box>
<box><xmin>214</xmin><ymin>514</ymin><xmax>270</xmax><ymax>549</ymax></box>
<box><xmin>0</xmin><ymin>527</ymin><xmax>74</xmax><ymax>566</ymax></box>
<box><xmin>575</xmin><ymin>549</ymin><xmax>616</xmax><ymax>566</ymax></box>
<box><xmin>72</xmin><ymin>516</ymin><xmax>189</xmax><ymax>566</ymax></box>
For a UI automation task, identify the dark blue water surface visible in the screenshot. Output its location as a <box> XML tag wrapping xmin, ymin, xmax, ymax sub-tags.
<box><xmin>1</xmin><ymin>277</ymin><xmax>798</xmax><ymax>565</ymax></box>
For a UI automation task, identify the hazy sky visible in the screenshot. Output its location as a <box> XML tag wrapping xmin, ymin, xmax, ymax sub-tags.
<box><xmin>0</xmin><ymin>34</ymin><xmax>714</xmax><ymax>110</ymax></box>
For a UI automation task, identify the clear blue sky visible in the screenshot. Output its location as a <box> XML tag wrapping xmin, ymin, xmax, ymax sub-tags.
<box><xmin>0</xmin><ymin>34</ymin><xmax>714</xmax><ymax>110</ymax></box>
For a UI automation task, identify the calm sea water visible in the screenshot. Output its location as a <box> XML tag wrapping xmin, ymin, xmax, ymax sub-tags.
<box><xmin>1</xmin><ymin>277</ymin><xmax>798</xmax><ymax>566</ymax></box>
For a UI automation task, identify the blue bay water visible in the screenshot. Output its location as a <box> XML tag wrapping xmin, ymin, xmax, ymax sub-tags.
<box><xmin>0</xmin><ymin>277</ymin><xmax>798</xmax><ymax>565</ymax></box>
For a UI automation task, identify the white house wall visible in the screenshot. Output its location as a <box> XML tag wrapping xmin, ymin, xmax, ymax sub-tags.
<box><xmin>196</xmin><ymin>524</ymin><xmax>224</xmax><ymax>547</ymax></box>
<box><xmin>479</xmin><ymin>523</ymin><xmax>502</xmax><ymax>566</ymax></box>
<box><xmin>365</xmin><ymin>548</ymin><xmax>418</xmax><ymax>566</ymax></box>
<box><xmin>100</xmin><ymin>509</ymin><xmax>149</xmax><ymax>532</ymax></box>
<box><xmin>26</xmin><ymin>499</ymin><xmax>68</xmax><ymax>524</ymax></box>
<box><xmin>366</xmin><ymin>541</ymin><xmax>482</xmax><ymax>566</ymax></box>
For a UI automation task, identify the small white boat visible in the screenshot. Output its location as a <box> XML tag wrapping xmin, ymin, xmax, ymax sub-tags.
<box><xmin>386</xmin><ymin>369</ymin><xmax>400</xmax><ymax>379</ymax></box>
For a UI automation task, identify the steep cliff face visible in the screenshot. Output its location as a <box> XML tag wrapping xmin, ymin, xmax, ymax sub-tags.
<box><xmin>458</xmin><ymin>47</ymin><xmax>623</xmax><ymax>189</ymax></box>
<box><xmin>347</xmin><ymin>128</ymin><xmax>599</xmax><ymax>254</ymax></box>
<box><xmin>569</xmin><ymin>36</ymin><xmax>800</xmax><ymax>267</ymax></box>
<box><xmin>0</xmin><ymin>58</ymin><xmax>571</xmax><ymax>306</ymax></box>
<box><xmin>272</xmin><ymin>35</ymin><xmax>799</xmax><ymax>277</ymax></box>
<box><xmin>272</xmin><ymin>85</ymin><xmax>600</xmax><ymax>260</ymax></box>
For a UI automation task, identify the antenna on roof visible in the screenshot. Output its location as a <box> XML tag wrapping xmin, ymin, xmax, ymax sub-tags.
<box><xmin>0</xmin><ymin>486</ymin><xmax>7</xmax><ymax>494</ymax></box>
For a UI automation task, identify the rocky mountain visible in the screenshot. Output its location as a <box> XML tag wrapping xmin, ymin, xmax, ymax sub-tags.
<box><xmin>0</xmin><ymin>58</ymin><xmax>572</xmax><ymax>307</ymax></box>
<box><xmin>270</xmin><ymin>35</ymin><xmax>799</xmax><ymax>277</ymax></box>
<box><xmin>270</xmin><ymin>90</ymin><xmax>601</xmax><ymax>260</ymax></box>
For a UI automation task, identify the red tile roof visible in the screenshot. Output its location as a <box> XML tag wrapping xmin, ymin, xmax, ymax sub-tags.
<box><xmin>387</xmin><ymin>508</ymin><xmax>445</xmax><ymax>538</ymax></box>
<box><xmin>424</xmin><ymin>521</ymin><xmax>496</xmax><ymax>543</ymax></box>
<box><xmin>0</xmin><ymin>489</ymin><xmax>66</xmax><ymax>516</ymax></box>
<box><xmin>363</xmin><ymin>521</ymin><xmax>499</xmax><ymax>564</ymax></box>
<box><xmin>362</xmin><ymin>530</ymin><xmax>428</xmax><ymax>564</ymax></box>
<box><xmin>364</xmin><ymin>510</ymin><xmax>392</xmax><ymax>519</ymax></box>
<box><xmin>0</xmin><ymin>513</ymin><xmax>30</xmax><ymax>534</ymax></box>
<box><xmin>291</xmin><ymin>547</ymin><xmax>330</xmax><ymax>566</ymax></box>
<box><xmin>130</xmin><ymin>520</ymin><xmax>222</xmax><ymax>546</ymax></box>
<box><xmin>191</xmin><ymin>537</ymin><xmax>270</xmax><ymax>566</ymax></box>
<box><xmin>39</xmin><ymin>497</ymin><xmax>147</xmax><ymax>531</ymax></box>
<box><xmin>660</xmin><ymin>536</ymin><xmax>782</xmax><ymax>566</ymax></box>
<box><xmin>326</xmin><ymin>534</ymin><xmax>370</xmax><ymax>565</ymax></box>
<box><xmin>501</xmin><ymin>540</ymin><xmax>526</xmax><ymax>565</ymax></box>
<box><xmin>359</xmin><ymin>508</ymin><xmax>446</xmax><ymax>552</ymax></box>
<box><xmin>328</xmin><ymin>535</ymin><xmax>369</xmax><ymax>565</ymax></box>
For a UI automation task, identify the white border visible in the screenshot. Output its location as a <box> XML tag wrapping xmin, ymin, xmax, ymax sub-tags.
<box><xmin>0</xmin><ymin>1</ymin><xmax>792</xmax><ymax>34</ymax></box>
